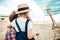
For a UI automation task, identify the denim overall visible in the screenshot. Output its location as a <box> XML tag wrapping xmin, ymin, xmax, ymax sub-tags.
<box><xmin>15</xmin><ymin>19</ymin><xmax>35</xmax><ymax>40</ymax></box>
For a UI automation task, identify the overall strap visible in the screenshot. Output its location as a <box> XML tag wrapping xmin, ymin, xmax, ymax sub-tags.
<box><xmin>25</xmin><ymin>19</ymin><xmax>29</xmax><ymax>32</ymax></box>
<box><xmin>15</xmin><ymin>19</ymin><xmax>21</xmax><ymax>32</ymax></box>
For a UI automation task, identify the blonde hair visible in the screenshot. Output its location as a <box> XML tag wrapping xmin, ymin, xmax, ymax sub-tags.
<box><xmin>26</xmin><ymin>14</ymin><xmax>32</xmax><ymax>21</ymax></box>
<box><xmin>17</xmin><ymin>12</ymin><xmax>32</xmax><ymax>21</ymax></box>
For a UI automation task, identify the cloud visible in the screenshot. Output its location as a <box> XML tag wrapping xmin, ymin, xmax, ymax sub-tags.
<box><xmin>0</xmin><ymin>6</ymin><xmax>12</xmax><ymax>16</ymax></box>
<box><xmin>0</xmin><ymin>0</ymin><xmax>60</xmax><ymax>23</ymax></box>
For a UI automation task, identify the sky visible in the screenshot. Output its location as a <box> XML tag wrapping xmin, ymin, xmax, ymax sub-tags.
<box><xmin>0</xmin><ymin>0</ymin><xmax>60</xmax><ymax>23</ymax></box>
<box><xmin>34</xmin><ymin>0</ymin><xmax>60</xmax><ymax>15</ymax></box>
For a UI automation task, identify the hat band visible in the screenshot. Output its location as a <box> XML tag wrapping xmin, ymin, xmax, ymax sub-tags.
<box><xmin>18</xmin><ymin>7</ymin><xmax>29</xmax><ymax>11</ymax></box>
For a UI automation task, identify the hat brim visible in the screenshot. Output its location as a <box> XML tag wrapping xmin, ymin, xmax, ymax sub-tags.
<box><xmin>15</xmin><ymin>9</ymin><xmax>31</xmax><ymax>14</ymax></box>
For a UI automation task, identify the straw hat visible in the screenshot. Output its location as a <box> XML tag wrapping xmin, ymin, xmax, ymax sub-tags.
<box><xmin>16</xmin><ymin>4</ymin><xmax>30</xmax><ymax>14</ymax></box>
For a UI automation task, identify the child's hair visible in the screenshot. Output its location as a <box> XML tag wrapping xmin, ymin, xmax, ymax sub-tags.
<box><xmin>9</xmin><ymin>11</ymin><xmax>17</xmax><ymax>22</ymax></box>
<box><xmin>8</xmin><ymin>11</ymin><xmax>17</xmax><ymax>28</ymax></box>
<box><xmin>18</xmin><ymin>12</ymin><xmax>32</xmax><ymax>21</ymax></box>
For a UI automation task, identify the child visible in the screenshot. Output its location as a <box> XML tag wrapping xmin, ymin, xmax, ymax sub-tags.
<box><xmin>11</xmin><ymin>4</ymin><xmax>39</xmax><ymax>40</ymax></box>
<box><xmin>5</xmin><ymin>11</ymin><xmax>17</xmax><ymax>40</ymax></box>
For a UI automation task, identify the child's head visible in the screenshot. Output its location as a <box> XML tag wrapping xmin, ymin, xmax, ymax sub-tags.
<box><xmin>15</xmin><ymin>4</ymin><xmax>31</xmax><ymax>21</ymax></box>
<box><xmin>9</xmin><ymin>11</ymin><xmax>17</xmax><ymax>22</ymax></box>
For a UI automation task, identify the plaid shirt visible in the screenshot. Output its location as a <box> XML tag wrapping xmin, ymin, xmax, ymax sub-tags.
<box><xmin>5</xmin><ymin>28</ymin><xmax>16</xmax><ymax>40</ymax></box>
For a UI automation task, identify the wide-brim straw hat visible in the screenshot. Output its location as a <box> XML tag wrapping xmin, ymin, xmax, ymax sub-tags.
<box><xmin>15</xmin><ymin>4</ymin><xmax>31</xmax><ymax>14</ymax></box>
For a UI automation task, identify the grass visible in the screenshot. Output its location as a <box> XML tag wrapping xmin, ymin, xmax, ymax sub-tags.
<box><xmin>0</xmin><ymin>23</ymin><xmax>60</xmax><ymax>40</ymax></box>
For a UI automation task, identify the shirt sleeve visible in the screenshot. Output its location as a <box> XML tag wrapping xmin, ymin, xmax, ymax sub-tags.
<box><xmin>28</xmin><ymin>21</ymin><xmax>33</xmax><ymax>30</ymax></box>
<box><xmin>10</xmin><ymin>20</ymin><xmax>19</xmax><ymax>32</ymax></box>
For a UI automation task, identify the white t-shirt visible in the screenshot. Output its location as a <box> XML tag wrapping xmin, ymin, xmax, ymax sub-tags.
<box><xmin>11</xmin><ymin>17</ymin><xmax>33</xmax><ymax>32</ymax></box>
